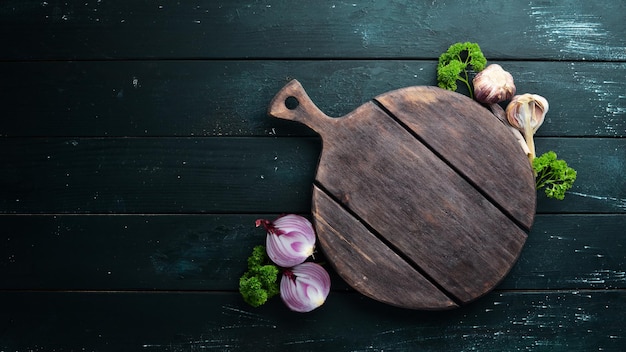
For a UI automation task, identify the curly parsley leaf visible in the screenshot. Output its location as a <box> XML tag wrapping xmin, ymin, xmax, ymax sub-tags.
<box><xmin>239</xmin><ymin>245</ymin><xmax>280</xmax><ymax>307</ymax></box>
<box><xmin>533</xmin><ymin>151</ymin><xmax>577</xmax><ymax>200</ymax></box>
<box><xmin>437</xmin><ymin>42</ymin><xmax>487</xmax><ymax>98</ymax></box>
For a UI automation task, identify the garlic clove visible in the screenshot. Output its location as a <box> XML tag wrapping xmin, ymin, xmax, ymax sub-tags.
<box><xmin>530</xmin><ymin>95</ymin><xmax>549</xmax><ymax>133</ymax></box>
<box><xmin>280</xmin><ymin>262</ymin><xmax>331</xmax><ymax>312</ymax></box>
<box><xmin>472</xmin><ymin>64</ymin><xmax>516</xmax><ymax>104</ymax></box>
<box><xmin>506</xmin><ymin>94</ymin><xmax>549</xmax><ymax>133</ymax></box>
<box><xmin>488</xmin><ymin>103</ymin><xmax>531</xmax><ymax>156</ymax></box>
<box><xmin>506</xmin><ymin>94</ymin><xmax>549</xmax><ymax>161</ymax></box>
<box><xmin>257</xmin><ymin>214</ymin><xmax>316</xmax><ymax>268</ymax></box>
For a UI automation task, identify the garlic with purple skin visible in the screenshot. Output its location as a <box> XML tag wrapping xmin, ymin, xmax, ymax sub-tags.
<box><xmin>506</xmin><ymin>94</ymin><xmax>549</xmax><ymax>162</ymax></box>
<box><xmin>280</xmin><ymin>262</ymin><xmax>331</xmax><ymax>312</ymax></box>
<box><xmin>472</xmin><ymin>64</ymin><xmax>516</xmax><ymax>104</ymax></box>
<box><xmin>256</xmin><ymin>214</ymin><xmax>316</xmax><ymax>268</ymax></box>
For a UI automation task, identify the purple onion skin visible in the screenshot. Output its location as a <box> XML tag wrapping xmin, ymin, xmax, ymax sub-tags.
<box><xmin>257</xmin><ymin>214</ymin><xmax>316</xmax><ymax>268</ymax></box>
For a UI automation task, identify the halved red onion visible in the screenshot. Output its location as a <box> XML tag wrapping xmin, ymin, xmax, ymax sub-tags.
<box><xmin>256</xmin><ymin>214</ymin><xmax>316</xmax><ymax>268</ymax></box>
<box><xmin>280</xmin><ymin>262</ymin><xmax>331</xmax><ymax>312</ymax></box>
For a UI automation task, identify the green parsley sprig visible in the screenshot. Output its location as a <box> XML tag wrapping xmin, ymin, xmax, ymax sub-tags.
<box><xmin>239</xmin><ymin>245</ymin><xmax>280</xmax><ymax>307</ymax></box>
<box><xmin>533</xmin><ymin>151</ymin><xmax>577</xmax><ymax>200</ymax></box>
<box><xmin>437</xmin><ymin>42</ymin><xmax>487</xmax><ymax>99</ymax></box>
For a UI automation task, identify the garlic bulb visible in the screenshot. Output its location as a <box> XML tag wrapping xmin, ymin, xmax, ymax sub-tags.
<box><xmin>506</xmin><ymin>94</ymin><xmax>549</xmax><ymax>161</ymax></box>
<box><xmin>473</xmin><ymin>64</ymin><xmax>516</xmax><ymax>104</ymax></box>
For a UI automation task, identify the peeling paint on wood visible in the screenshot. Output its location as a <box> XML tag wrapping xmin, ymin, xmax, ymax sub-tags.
<box><xmin>529</xmin><ymin>2</ymin><xmax>625</xmax><ymax>60</ymax></box>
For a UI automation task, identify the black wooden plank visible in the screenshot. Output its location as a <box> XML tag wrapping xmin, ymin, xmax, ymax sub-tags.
<box><xmin>0</xmin><ymin>137</ymin><xmax>623</xmax><ymax>214</ymax></box>
<box><xmin>0</xmin><ymin>214</ymin><xmax>261</xmax><ymax>291</ymax></box>
<box><xmin>0</xmin><ymin>137</ymin><xmax>319</xmax><ymax>214</ymax></box>
<box><xmin>0</xmin><ymin>290</ymin><xmax>624</xmax><ymax>351</ymax></box>
<box><xmin>535</xmin><ymin>138</ymin><xmax>626</xmax><ymax>214</ymax></box>
<box><xmin>1</xmin><ymin>1</ymin><xmax>624</xmax><ymax>61</ymax></box>
<box><xmin>0</xmin><ymin>214</ymin><xmax>623</xmax><ymax>291</ymax></box>
<box><xmin>508</xmin><ymin>61</ymin><xmax>626</xmax><ymax>138</ymax></box>
<box><xmin>503</xmin><ymin>215</ymin><xmax>626</xmax><ymax>290</ymax></box>
<box><xmin>1</xmin><ymin>61</ymin><xmax>624</xmax><ymax>137</ymax></box>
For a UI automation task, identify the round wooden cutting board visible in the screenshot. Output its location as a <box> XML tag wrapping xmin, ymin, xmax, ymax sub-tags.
<box><xmin>268</xmin><ymin>80</ymin><xmax>536</xmax><ymax>310</ymax></box>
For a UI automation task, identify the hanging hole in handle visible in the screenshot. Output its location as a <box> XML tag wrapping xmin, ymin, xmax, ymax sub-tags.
<box><xmin>285</xmin><ymin>96</ymin><xmax>299</xmax><ymax>110</ymax></box>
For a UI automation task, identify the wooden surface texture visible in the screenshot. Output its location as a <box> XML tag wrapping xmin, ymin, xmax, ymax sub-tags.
<box><xmin>1</xmin><ymin>0</ymin><xmax>625</xmax><ymax>350</ymax></box>
<box><xmin>269</xmin><ymin>81</ymin><xmax>534</xmax><ymax>308</ymax></box>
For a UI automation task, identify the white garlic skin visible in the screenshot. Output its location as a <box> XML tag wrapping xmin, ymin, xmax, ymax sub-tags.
<box><xmin>506</xmin><ymin>93</ymin><xmax>549</xmax><ymax>161</ymax></box>
<box><xmin>473</xmin><ymin>64</ymin><xmax>516</xmax><ymax>104</ymax></box>
<box><xmin>506</xmin><ymin>93</ymin><xmax>549</xmax><ymax>133</ymax></box>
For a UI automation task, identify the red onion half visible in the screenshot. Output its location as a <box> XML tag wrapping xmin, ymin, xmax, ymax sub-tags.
<box><xmin>280</xmin><ymin>262</ymin><xmax>331</xmax><ymax>313</ymax></box>
<box><xmin>256</xmin><ymin>214</ymin><xmax>316</xmax><ymax>268</ymax></box>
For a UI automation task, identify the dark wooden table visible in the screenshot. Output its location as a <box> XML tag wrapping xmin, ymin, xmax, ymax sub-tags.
<box><xmin>1</xmin><ymin>1</ymin><xmax>624</xmax><ymax>351</ymax></box>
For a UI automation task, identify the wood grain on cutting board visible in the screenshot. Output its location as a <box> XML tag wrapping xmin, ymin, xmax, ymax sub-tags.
<box><xmin>269</xmin><ymin>80</ymin><xmax>535</xmax><ymax>309</ymax></box>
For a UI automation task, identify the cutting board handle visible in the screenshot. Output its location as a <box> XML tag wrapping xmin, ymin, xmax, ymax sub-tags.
<box><xmin>268</xmin><ymin>79</ymin><xmax>335</xmax><ymax>135</ymax></box>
